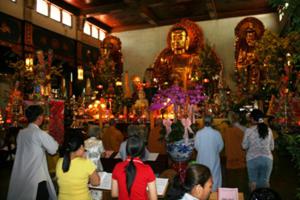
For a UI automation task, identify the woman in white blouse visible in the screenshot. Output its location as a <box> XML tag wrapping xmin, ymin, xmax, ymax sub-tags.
<box><xmin>242</xmin><ymin>109</ymin><xmax>274</xmax><ymax>192</ymax></box>
<box><xmin>168</xmin><ymin>164</ymin><xmax>213</xmax><ymax>200</ymax></box>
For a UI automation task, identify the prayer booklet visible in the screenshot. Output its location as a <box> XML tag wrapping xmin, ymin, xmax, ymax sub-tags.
<box><xmin>156</xmin><ymin>177</ymin><xmax>169</xmax><ymax>196</ymax></box>
<box><xmin>89</xmin><ymin>172</ymin><xmax>112</xmax><ymax>190</ymax></box>
<box><xmin>217</xmin><ymin>187</ymin><xmax>239</xmax><ymax>200</ymax></box>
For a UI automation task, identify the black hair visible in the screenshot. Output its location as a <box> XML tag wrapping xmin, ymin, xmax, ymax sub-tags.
<box><xmin>204</xmin><ymin>115</ymin><xmax>213</xmax><ymax>127</ymax></box>
<box><xmin>125</xmin><ymin>135</ymin><xmax>145</xmax><ymax>195</ymax></box>
<box><xmin>250</xmin><ymin>109</ymin><xmax>268</xmax><ymax>139</ymax></box>
<box><xmin>109</xmin><ymin>119</ymin><xmax>116</xmax><ymax>126</ymax></box>
<box><xmin>168</xmin><ymin>164</ymin><xmax>212</xmax><ymax>200</ymax></box>
<box><xmin>62</xmin><ymin>133</ymin><xmax>84</xmax><ymax>173</ymax></box>
<box><xmin>25</xmin><ymin>105</ymin><xmax>44</xmax><ymax>123</ymax></box>
<box><xmin>248</xmin><ymin>188</ymin><xmax>281</xmax><ymax>200</ymax></box>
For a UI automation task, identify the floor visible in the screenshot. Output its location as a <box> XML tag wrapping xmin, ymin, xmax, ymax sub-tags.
<box><xmin>0</xmin><ymin>150</ymin><xmax>299</xmax><ymax>200</ymax></box>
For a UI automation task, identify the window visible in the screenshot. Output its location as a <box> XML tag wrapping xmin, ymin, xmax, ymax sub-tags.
<box><xmin>84</xmin><ymin>22</ymin><xmax>91</xmax><ymax>35</ymax></box>
<box><xmin>83</xmin><ymin>22</ymin><xmax>107</xmax><ymax>41</ymax></box>
<box><xmin>36</xmin><ymin>0</ymin><xmax>48</xmax><ymax>16</ymax></box>
<box><xmin>99</xmin><ymin>29</ymin><xmax>106</xmax><ymax>41</ymax></box>
<box><xmin>62</xmin><ymin>10</ymin><xmax>72</xmax><ymax>26</ymax></box>
<box><xmin>92</xmin><ymin>26</ymin><xmax>99</xmax><ymax>39</ymax></box>
<box><xmin>50</xmin><ymin>4</ymin><xmax>61</xmax><ymax>22</ymax></box>
<box><xmin>36</xmin><ymin>0</ymin><xmax>72</xmax><ymax>27</ymax></box>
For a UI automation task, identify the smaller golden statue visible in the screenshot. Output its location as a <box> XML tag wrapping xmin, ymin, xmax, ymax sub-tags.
<box><xmin>132</xmin><ymin>89</ymin><xmax>149</xmax><ymax>119</ymax></box>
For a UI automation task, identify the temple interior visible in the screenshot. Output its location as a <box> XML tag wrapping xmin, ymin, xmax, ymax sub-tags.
<box><xmin>0</xmin><ymin>0</ymin><xmax>299</xmax><ymax>199</ymax></box>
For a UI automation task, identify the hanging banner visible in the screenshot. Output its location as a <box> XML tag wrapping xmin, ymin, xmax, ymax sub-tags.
<box><xmin>49</xmin><ymin>99</ymin><xmax>64</xmax><ymax>144</ymax></box>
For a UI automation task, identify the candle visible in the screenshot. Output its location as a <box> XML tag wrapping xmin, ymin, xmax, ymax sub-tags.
<box><xmin>124</xmin><ymin>71</ymin><xmax>131</xmax><ymax>98</ymax></box>
<box><xmin>70</xmin><ymin>72</ymin><xmax>73</xmax><ymax>82</ymax></box>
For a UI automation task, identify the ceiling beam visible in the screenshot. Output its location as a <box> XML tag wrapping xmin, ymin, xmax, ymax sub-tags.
<box><xmin>81</xmin><ymin>2</ymin><xmax>127</xmax><ymax>15</ymax></box>
<box><xmin>48</xmin><ymin>0</ymin><xmax>80</xmax><ymax>15</ymax></box>
<box><xmin>205</xmin><ymin>0</ymin><xmax>217</xmax><ymax>19</ymax></box>
<box><xmin>139</xmin><ymin>6</ymin><xmax>158</xmax><ymax>25</ymax></box>
<box><xmin>217</xmin><ymin>7</ymin><xmax>275</xmax><ymax>19</ymax></box>
<box><xmin>86</xmin><ymin>17</ymin><xmax>112</xmax><ymax>33</ymax></box>
<box><xmin>112</xmin><ymin>23</ymin><xmax>157</xmax><ymax>33</ymax></box>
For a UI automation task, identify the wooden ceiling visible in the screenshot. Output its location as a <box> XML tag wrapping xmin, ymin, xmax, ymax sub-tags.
<box><xmin>52</xmin><ymin>0</ymin><xmax>275</xmax><ymax>33</ymax></box>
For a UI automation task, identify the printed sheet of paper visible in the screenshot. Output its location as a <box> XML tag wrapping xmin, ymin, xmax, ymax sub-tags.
<box><xmin>156</xmin><ymin>178</ymin><xmax>168</xmax><ymax>196</ymax></box>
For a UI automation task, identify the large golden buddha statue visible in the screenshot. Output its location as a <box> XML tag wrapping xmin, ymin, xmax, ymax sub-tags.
<box><xmin>153</xmin><ymin>19</ymin><xmax>203</xmax><ymax>90</ymax></box>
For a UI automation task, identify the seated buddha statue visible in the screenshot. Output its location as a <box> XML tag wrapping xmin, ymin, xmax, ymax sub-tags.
<box><xmin>132</xmin><ymin>89</ymin><xmax>149</xmax><ymax>119</ymax></box>
<box><xmin>153</xmin><ymin>19</ymin><xmax>203</xmax><ymax>90</ymax></box>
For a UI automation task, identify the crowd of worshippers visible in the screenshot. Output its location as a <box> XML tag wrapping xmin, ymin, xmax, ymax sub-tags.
<box><xmin>5</xmin><ymin>104</ymin><xmax>281</xmax><ymax>200</ymax></box>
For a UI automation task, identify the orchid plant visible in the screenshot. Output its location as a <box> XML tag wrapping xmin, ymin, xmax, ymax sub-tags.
<box><xmin>150</xmin><ymin>84</ymin><xmax>206</xmax><ymax>143</ymax></box>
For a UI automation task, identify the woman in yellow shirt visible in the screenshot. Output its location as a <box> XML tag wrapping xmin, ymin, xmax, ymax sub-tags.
<box><xmin>56</xmin><ymin>133</ymin><xmax>100</xmax><ymax>200</ymax></box>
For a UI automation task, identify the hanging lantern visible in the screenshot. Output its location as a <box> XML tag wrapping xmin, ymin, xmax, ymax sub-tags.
<box><xmin>78</xmin><ymin>66</ymin><xmax>84</xmax><ymax>80</ymax></box>
<box><xmin>25</xmin><ymin>55</ymin><xmax>33</xmax><ymax>72</ymax></box>
<box><xmin>115</xmin><ymin>81</ymin><xmax>122</xmax><ymax>86</ymax></box>
<box><xmin>203</xmin><ymin>78</ymin><xmax>210</xmax><ymax>83</ymax></box>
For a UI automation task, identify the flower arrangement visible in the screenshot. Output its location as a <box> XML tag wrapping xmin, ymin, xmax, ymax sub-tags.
<box><xmin>150</xmin><ymin>84</ymin><xmax>206</xmax><ymax>143</ymax></box>
<box><xmin>150</xmin><ymin>84</ymin><xmax>206</xmax><ymax>111</ymax></box>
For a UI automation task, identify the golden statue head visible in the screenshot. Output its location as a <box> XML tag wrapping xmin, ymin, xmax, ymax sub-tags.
<box><xmin>167</xmin><ymin>19</ymin><xmax>204</xmax><ymax>54</ymax></box>
<box><xmin>138</xmin><ymin>89</ymin><xmax>146</xmax><ymax>100</ymax></box>
<box><xmin>234</xmin><ymin>17</ymin><xmax>265</xmax><ymax>61</ymax></box>
<box><xmin>235</xmin><ymin>18</ymin><xmax>264</xmax><ymax>40</ymax></box>
<box><xmin>171</xmin><ymin>28</ymin><xmax>190</xmax><ymax>55</ymax></box>
<box><xmin>245</xmin><ymin>29</ymin><xmax>256</xmax><ymax>47</ymax></box>
<box><xmin>101</xmin><ymin>35</ymin><xmax>122</xmax><ymax>56</ymax></box>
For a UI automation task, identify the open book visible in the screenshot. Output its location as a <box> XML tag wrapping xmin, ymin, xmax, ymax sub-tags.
<box><xmin>89</xmin><ymin>172</ymin><xmax>112</xmax><ymax>190</ymax></box>
<box><xmin>217</xmin><ymin>187</ymin><xmax>239</xmax><ymax>200</ymax></box>
<box><xmin>89</xmin><ymin>172</ymin><xmax>169</xmax><ymax>196</ymax></box>
<box><xmin>155</xmin><ymin>177</ymin><xmax>169</xmax><ymax>196</ymax></box>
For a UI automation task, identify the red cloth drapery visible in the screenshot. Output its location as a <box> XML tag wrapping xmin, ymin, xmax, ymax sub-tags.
<box><xmin>49</xmin><ymin>99</ymin><xmax>64</xmax><ymax>144</ymax></box>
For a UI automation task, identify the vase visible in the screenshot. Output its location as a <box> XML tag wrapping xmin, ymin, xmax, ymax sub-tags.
<box><xmin>166</xmin><ymin>138</ymin><xmax>194</xmax><ymax>162</ymax></box>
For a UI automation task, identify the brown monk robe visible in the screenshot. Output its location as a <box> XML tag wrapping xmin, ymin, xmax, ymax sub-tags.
<box><xmin>102</xmin><ymin>119</ymin><xmax>124</xmax><ymax>152</ymax></box>
<box><xmin>147</xmin><ymin>118</ymin><xmax>167</xmax><ymax>154</ymax></box>
<box><xmin>223</xmin><ymin>111</ymin><xmax>246</xmax><ymax>169</ymax></box>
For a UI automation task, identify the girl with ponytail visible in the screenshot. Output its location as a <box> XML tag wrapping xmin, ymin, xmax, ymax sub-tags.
<box><xmin>168</xmin><ymin>164</ymin><xmax>212</xmax><ymax>200</ymax></box>
<box><xmin>111</xmin><ymin>135</ymin><xmax>157</xmax><ymax>200</ymax></box>
<box><xmin>242</xmin><ymin>109</ymin><xmax>274</xmax><ymax>192</ymax></box>
<box><xmin>56</xmin><ymin>133</ymin><xmax>100</xmax><ymax>200</ymax></box>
